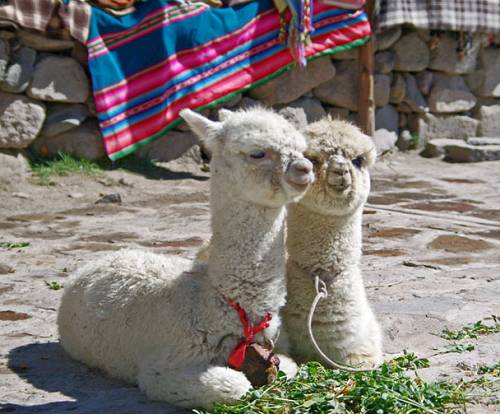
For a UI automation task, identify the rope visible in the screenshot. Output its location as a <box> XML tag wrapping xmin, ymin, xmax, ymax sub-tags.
<box><xmin>307</xmin><ymin>275</ymin><xmax>378</xmax><ymax>373</ymax></box>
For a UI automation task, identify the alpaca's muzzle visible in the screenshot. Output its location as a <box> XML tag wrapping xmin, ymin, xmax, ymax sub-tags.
<box><xmin>327</xmin><ymin>156</ymin><xmax>351</xmax><ymax>189</ymax></box>
<box><xmin>285</xmin><ymin>159</ymin><xmax>314</xmax><ymax>188</ymax></box>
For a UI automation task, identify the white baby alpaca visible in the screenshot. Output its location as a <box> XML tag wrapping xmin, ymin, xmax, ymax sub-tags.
<box><xmin>283</xmin><ymin>117</ymin><xmax>383</xmax><ymax>368</ymax></box>
<box><xmin>58</xmin><ymin>108</ymin><xmax>315</xmax><ymax>409</ymax></box>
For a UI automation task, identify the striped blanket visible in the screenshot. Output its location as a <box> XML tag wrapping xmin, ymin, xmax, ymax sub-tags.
<box><xmin>87</xmin><ymin>0</ymin><xmax>371</xmax><ymax>160</ymax></box>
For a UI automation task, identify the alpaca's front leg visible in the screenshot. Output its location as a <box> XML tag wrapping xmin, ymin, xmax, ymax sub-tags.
<box><xmin>138</xmin><ymin>362</ymin><xmax>251</xmax><ymax>409</ymax></box>
<box><xmin>317</xmin><ymin>306</ymin><xmax>383</xmax><ymax>369</ymax></box>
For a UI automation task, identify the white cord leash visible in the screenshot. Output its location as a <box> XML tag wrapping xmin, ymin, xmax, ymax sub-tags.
<box><xmin>307</xmin><ymin>275</ymin><xmax>377</xmax><ymax>373</ymax></box>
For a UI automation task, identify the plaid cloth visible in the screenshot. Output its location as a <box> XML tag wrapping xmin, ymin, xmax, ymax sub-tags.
<box><xmin>376</xmin><ymin>0</ymin><xmax>500</xmax><ymax>33</ymax></box>
<box><xmin>0</xmin><ymin>0</ymin><xmax>91</xmax><ymax>42</ymax></box>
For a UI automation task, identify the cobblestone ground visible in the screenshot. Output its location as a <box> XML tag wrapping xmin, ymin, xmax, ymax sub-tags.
<box><xmin>0</xmin><ymin>152</ymin><xmax>498</xmax><ymax>413</ymax></box>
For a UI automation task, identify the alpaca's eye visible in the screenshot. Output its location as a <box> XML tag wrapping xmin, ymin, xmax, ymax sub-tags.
<box><xmin>352</xmin><ymin>156</ymin><xmax>364</xmax><ymax>169</ymax></box>
<box><xmin>249</xmin><ymin>150</ymin><xmax>266</xmax><ymax>159</ymax></box>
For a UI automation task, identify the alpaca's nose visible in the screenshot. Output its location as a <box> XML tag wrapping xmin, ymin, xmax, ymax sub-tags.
<box><xmin>329</xmin><ymin>155</ymin><xmax>349</xmax><ymax>175</ymax></box>
<box><xmin>327</xmin><ymin>156</ymin><xmax>351</xmax><ymax>188</ymax></box>
<box><xmin>286</xmin><ymin>159</ymin><xmax>314</xmax><ymax>187</ymax></box>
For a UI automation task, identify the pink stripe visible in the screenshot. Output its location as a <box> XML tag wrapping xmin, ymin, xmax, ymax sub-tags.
<box><xmin>94</xmin><ymin>11</ymin><xmax>279</xmax><ymax>112</ymax></box>
<box><xmin>87</xmin><ymin>3</ymin><xmax>177</xmax><ymax>47</ymax></box>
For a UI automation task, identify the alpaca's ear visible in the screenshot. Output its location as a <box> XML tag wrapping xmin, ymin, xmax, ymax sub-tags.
<box><xmin>179</xmin><ymin>109</ymin><xmax>223</xmax><ymax>147</ymax></box>
<box><xmin>218</xmin><ymin>108</ymin><xmax>232</xmax><ymax>122</ymax></box>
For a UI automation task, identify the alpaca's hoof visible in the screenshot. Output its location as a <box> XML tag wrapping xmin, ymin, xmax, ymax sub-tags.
<box><xmin>275</xmin><ymin>354</ymin><xmax>298</xmax><ymax>378</ymax></box>
<box><xmin>344</xmin><ymin>352</ymin><xmax>383</xmax><ymax>369</ymax></box>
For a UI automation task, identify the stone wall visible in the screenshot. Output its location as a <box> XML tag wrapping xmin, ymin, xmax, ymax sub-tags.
<box><xmin>1</xmin><ymin>26</ymin><xmax>499</xmax><ymax>163</ymax></box>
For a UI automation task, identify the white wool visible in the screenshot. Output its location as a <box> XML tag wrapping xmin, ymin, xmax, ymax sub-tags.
<box><xmin>282</xmin><ymin>117</ymin><xmax>383</xmax><ymax>368</ymax></box>
<box><xmin>57</xmin><ymin>108</ymin><xmax>313</xmax><ymax>409</ymax></box>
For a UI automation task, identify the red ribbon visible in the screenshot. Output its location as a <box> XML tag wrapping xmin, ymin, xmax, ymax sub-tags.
<box><xmin>226</xmin><ymin>298</ymin><xmax>272</xmax><ymax>369</ymax></box>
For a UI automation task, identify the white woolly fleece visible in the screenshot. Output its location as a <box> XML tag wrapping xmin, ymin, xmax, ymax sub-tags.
<box><xmin>58</xmin><ymin>108</ymin><xmax>310</xmax><ymax>409</ymax></box>
<box><xmin>282</xmin><ymin>117</ymin><xmax>383</xmax><ymax>368</ymax></box>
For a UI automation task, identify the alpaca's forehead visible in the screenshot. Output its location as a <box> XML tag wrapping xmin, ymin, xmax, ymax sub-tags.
<box><xmin>222</xmin><ymin>118</ymin><xmax>307</xmax><ymax>153</ymax></box>
<box><xmin>306</xmin><ymin>119</ymin><xmax>373</xmax><ymax>157</ymax></box>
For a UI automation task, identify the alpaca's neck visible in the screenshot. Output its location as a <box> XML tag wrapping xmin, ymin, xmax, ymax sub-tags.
<box><xmin>287</xmin><ymin>203</ymin><xmax>362</xmax><ymax>282</ymax></box>
<box><xmin>208</xmin><ymin>188</ymin><xmax>287</xmax><ymax>323</ymax></box>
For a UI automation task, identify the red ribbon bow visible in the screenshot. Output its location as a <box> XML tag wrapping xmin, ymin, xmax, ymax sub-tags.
<box><xmin>226</xmin><ymin>298</ymin><xmax>272</xmax><ymax>369</ymax></box>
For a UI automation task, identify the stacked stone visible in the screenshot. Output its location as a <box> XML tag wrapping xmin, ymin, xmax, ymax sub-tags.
<box><xmin>247</xmin><ymin>27</ymin><xmax>500</xmax><ymax>162</ymax></box>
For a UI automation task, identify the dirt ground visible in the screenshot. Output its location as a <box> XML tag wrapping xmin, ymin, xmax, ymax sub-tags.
<box><xmin>0</xmin><ymin>151</ymin><xmax>499</xmax><ymax>413</ymax></box>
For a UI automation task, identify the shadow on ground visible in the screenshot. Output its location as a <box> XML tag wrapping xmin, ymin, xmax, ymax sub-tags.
<box><xmin>105</xmin><ymin>156</ymin><xmax>209</xmax><ymax>182</ymax></box>
<box><xmin>4</xmin><ymin>342</ymin><xmax>183</xmax><ymax>414</ymax></box>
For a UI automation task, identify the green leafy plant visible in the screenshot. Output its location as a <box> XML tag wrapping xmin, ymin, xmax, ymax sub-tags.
<box><xmin>408</xmin><ymin>132</ymin><xmax>420</xmax><ymax>150</ymax></box>
<box><xmin>0</xmin><ymin>241</ymin><xmax>30</xmax><ymax>249</ymax></box>
<box><xmin>478</xmin><ymin>362</ymin><xmax>500</xmax><ymax>377</ymax></box>
<box><xmin>440</xmin><ymin>343</ymin><xmax>475</xmax><ymax>354</ymax></box>
<box><xmin>194</xmin><ymin>353</ymin><xmax>469</xmax><ymax>414</ymax></box>
<box><xmin>441</xmin><ymin>316</ymin><xmax>499</xmax><ymax>340</ymax></box>
<box><xmin>30</xmin><ymin>152</ymin><xmax>103</xmax><ymax>185</ymax></box>
<box><xmin>45</xmin><ymin>281</ymin><xmax>64</xmax><ymax>291</ymax></box>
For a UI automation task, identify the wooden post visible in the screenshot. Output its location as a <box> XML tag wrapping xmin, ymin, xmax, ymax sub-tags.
<box><xmin>357</xmin><ymin>0</ymin><xmax>375</xmax><ymax>136</ymax></box>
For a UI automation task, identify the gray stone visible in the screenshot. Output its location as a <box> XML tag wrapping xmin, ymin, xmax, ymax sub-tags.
<box><xmin>429</xmin><ymin>34</ymin><xmax>480</xmax><ymax>74</ymax></box>
<box><xmin>375</xmin><ymin>104</ymin><xmax>398</xmax><ymax>132</ymax></box>
<box><xmin>374</xmin><ymin>74</ymin><xmax>391</xmax><ymax>107</ymax></box>
<box><xmin>0</xmin><ymin>38</ymin><xmax>8</xmax><ymax>81</ymax></box>
<box><xmin>389</xmin><ymin>73</ymin><xmax>406</xmax><ymax>104</ymax></box>
<box><xmin>419</xmin><ymin>113</ymin><xmax>479</xmax><ymax>141</ymax></box>
<box><xmin>27</xmin><ymin>56</ymin><xmax>90</xmax><ymax>103</ymax></box>
<box><xmin>0</xmin><ymin>30</ymin><xmax>15</xmax><ymax>41</ymax></box>
<box><xmin>95</xmin><ymin>193</ymin><xmax>122</xmax><ymax>204</ymax></box>
<box><xmin>428</xmin><ymin>75</ymin><xmax>476</xmax><ymax>114</ymax></box>
<box><xmin>71</xmin><ymin>42</ymin><xmax>89</xmax><ymax>69</ymax></box>
<box><xmin>396</xmin><ymin>129</ymin><xmax>414</xmax><ymax>151</ymax></box>
<box><xmin>31</xmin><ymin>119</ymin><xmax>105</xmax><ymax>160</ymax></box>
<box><xmin>326</xmin><ymin>106</ymin><xmax>350</xmax><ymax>121</ymax></box>
<box><xmin>313</xmin><ymin>61</ymin><xmax>357</xmax><ymax>111</ymax></box>
<box><xmin>136</xmin><ymin>130</ymin><xmax>199</xmax><ymax>162</ymax></box>
<box><xmin>375</xmin><ymin>26</ymin><xmax>402</xmax><ymax>51</ymax></box>
<box><xmin>425</xmin><ymin>139</ymin><xmax>500</xmax><ymax>162</ymax></box>
<box><xmin>17</xmin><ymin>29</ymin><xmax>74</xmax><ymax>52</ymax></box>
<box><xmin>0</xmin><ymin>92</ymin><xmax>46</xmax><ymax>148</ymax></box>
<box><xmin>278</xmin><ymin>106</ymin><xmax>308</xmax><ymax>130</ymax></box>
<box><xmin>478</xmin><ymin>105</ymin><xmax>500</xmax><ymax>137</ymax></box>
<box><xmin>478</xmin><ymin>48</ymin><xmax>500</xmax><ymax>97</ymax></box>
<box><xmin>41</xmin><ymin>103</ymin><xmax>89</xmax><ymax>137</ymax></box>
<box><xmin>373</xmin><ymin>129</ymin><xmax>397</xmax><ymax>154</ymax></box>
<box><xmin>416</xmin><ymin>29</ymin><xmax>432</xmax><ymax>42</ymax></box>
<box><xmin>285</xmin><ymin>96</ymin><xmax>326</xmax><ymax>123</ymax></box>
<box><xmin>422</xmin><ymin>138</ymin><xmax>462</xmax><ymax>158</ymax></box>
<box><xmin>374</xmin><ymin>51</ymin><xmax>395</xmax><ymax>74</ymax></box>
<box><xmin>0</xmin><ymin>150</ymin><xmax>30</xmax><ymax>184</ymax></box>
<box><xmin>86</xmin><ymin>95</ymin><xmax>97</xmax><ymax>117</ymax></box>
<box><xmin>0</xmin><ymin>47</ymin><xmax>36</xmax><ymax>93</ymax></box>
<box><xmin>403</xmin><ymin>73</ymin><xmax>428</xmax><ymax>113</ymax></box>
<box><xmin>467</xmin><ymin>137</ymin><xmax>500</xmax><ymax>146</ymax></box>
<box><xmin>465</xmin><ymin>69</ymin><xmax>484</xmax><ymax>94</ymax></box>
<box><xmin>416</xmin><ymin>71</ymin><xmax>434</xmax><ymax>96</ymax></box>
<box><xmin>392</xmin><ymin>33</ymin><xmax>429</xmax><ymax>72</ymax></box>
<box><xmin>445</xmin><ymin>143</ymin><xmax>500</xmax><ymax>162</ymax></box>
<box><xmin>331</xmin><ymin>47</ymin><xmax>358</xmax><ymax>60</ymax></box>
<box><xmin>248</xmin><ymin>57</ymin><xmax>336</xmax><ymax>105</ymax></box>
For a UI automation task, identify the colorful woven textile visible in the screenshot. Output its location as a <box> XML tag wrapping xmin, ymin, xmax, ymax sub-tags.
<box><xmin>87</xmin><ymin>0</ymin><xmax>371</xmax><ymax>160</ymax></box>
<box><xmin>376</xmin><ymin>0</ymin><xmax>500</xmax><ymax>33</ymax></box>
